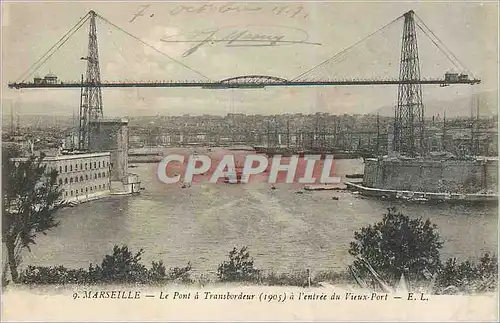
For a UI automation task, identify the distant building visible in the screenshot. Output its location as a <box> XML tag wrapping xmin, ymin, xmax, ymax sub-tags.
<box><xmin>63</xmin><ymin>133</ymin><xmax>79</xmax><ymax>150</ymax></box>
<box><xmin>129</xmin><ymin>135</ymin><xmax>143</xmax><ymax>148</ymax></box>
<box><xmin>43</xmin><ymin>73</ymin><xmax>57</xmax><ymax>84</ymax></box>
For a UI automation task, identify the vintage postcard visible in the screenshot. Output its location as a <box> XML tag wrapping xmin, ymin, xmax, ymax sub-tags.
<box><xmin>1</xmin><ymin>0</ymin><xmax>498</xmax><ymax>321</ymax></box>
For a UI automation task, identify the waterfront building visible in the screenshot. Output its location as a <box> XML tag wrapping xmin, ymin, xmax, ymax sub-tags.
<box><xmin>10</xmin><ymin>117</ymin><xmax>141</xmax><ymax>204</ymax></box>
<box><xmin>89</xmin><ymin>118</ymin><xmax>141</xmax><ymax>194</ymax></box>
<box><xmin>12</xmin><ymin>152</ymin><xmax>112</xmax><ymax>203</ymax></box>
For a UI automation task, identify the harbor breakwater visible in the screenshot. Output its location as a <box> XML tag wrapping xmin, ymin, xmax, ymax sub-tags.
<box><xmin>363</xmin><ymin>157</ymin><xmax>498</xmax><ymax>194</ymax></box>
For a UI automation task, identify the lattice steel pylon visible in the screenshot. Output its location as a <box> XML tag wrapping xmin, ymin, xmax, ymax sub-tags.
<box><xmin>78</xmin><ymin>10</ymin><xmax>103</xmax><ymax>150</ymax></box>
<box><xmin>393</xmin><ymin>10</ymin><xmax>425</xmax><ymax>157</ymax></box>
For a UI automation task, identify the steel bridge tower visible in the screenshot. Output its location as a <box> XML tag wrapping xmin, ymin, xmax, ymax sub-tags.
<box><xmin>78</xmin><ymin>10</ymin><xmax>103</xmax><ymax>150</ymax></box>
<box><xmin>393</xmin><ymin>10</ymin><xmax>425</xmax><ymax>157</ymax></box>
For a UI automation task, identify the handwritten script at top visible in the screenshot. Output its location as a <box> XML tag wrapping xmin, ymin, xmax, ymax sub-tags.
<box><xmin>170</xmin><ymin>3</ymin><xmax>308</xmax><ymax>18</ymax></box>
<box><xmin>160</xmin><ymin>26</ymin><xmax>321</xmax><ymax>57</ymax></box>
<box><xmin>129</xmin><ymin>3</ymin><xmax>308</xmax><ymax>23</ymax></box>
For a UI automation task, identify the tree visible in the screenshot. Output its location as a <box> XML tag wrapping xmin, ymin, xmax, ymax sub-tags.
<box><xmin>2</xmin><ymin>147</ymin><xmax>66</xmax><ymax>282</ymax></box>
<box><xmin>217</xmin><ymin>246</ymin><xmax>260</xmax><ymax>282</ymax></box>
<box><xmin>88</xmin><ymin>245</ymin><xmax>149</xmax><ymax>283</ymax></box>
<box><xmin>348</xmin><ymin>207</ymin><xmax>443</xmax><ymax>283</ymax></box>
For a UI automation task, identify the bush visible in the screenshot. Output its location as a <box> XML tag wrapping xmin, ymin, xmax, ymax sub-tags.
<box><xmin>89</xmin><ymin>246</ymin><xmax>149</xmax><ymax>283</ymax></box>
<box><xmin>348</xmin><ymin>207</ymin><xmax>443</xmax><ymax>284</ymax></box>
<box><xmin>148</xmin><ymin>260</ymin><xmax>167</xmax><ymax>282</ymax></box>
<box><xmin>20</xmin><ymin>265</ymin><xmax>89</xmax><ymax>284</ymax></box>
<box><xmin>217</xmin><ymin>246</ymin><xmax>260</xmax><ymax>282</ymax></box>
<box><xmin>260</xmin><ymin>270</ymin><xmax>354</xmax><ymax>287</ymax></box>
<box><xmin>435</xmin><ymin>253</ymin><xmax>498</xmax><ymax>294</ymax></box>
<box><xmin>18</xmin><ymin>245</ymin><xmax>192</xmax><ymax>285</ymax></box>
<box><xmin>262</xmin><ymin>270</ymin><xmax>311</xmax><ymax>287</ymax></box>
<box><xmin>314</xmin><ymin>270</ymin><xmax>354</xmax><ymax>286</ymax></box>
<box><xmin>167</xmin><ymin>263</ymin><xmax>193</xmax><ymax>284</ymax></box>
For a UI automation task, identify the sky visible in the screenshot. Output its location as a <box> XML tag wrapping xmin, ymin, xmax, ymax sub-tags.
<box><xmin>1</xmin><ymin>1</ymin><xmax>498</xmax><ymax>117</ymax></box>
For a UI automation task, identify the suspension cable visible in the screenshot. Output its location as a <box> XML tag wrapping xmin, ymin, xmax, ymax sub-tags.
<box><xmin>95</xmin><ymin>13</ymin><xmax>212</xmax><ymax>81</ymax></box>
<box><xmin>291</xmin><ymin>14</ymin><xmax>405</xmax><ymax>81</ymax></box>
<box><xmin>415</xmin><ymin>13</ymin><xmax>474</xmax><ymax>77</ymax></box>
<box><xmin>15</xmin><ymin>13</ymin><xmax>91</xmax><ymax>83</ymax></box>
<box><xmin>415</xmin><ymin>22</ymin><xmax>461</xmax><ymax>71</ymax></box>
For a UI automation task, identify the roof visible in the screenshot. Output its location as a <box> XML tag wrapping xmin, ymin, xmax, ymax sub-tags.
<box><xmin>12</xmin><ymin>152</ymin><xmax>111</xmax><ymax>162</ymax></box>
<box><xmin>90</xmin><ymin>118</ymin><xmax>129</xmax><ymax>124</ymax></box>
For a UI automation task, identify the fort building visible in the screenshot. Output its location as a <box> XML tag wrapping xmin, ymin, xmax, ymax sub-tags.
<box><xmin>12</xmin><ymin>152</ymin><xmax>112</xmax><ymax>203</ymax></box>
<box><xmin>89</xmin><ymin>118</ymin><xmax>141</xmax><ymax>195</ymax></box>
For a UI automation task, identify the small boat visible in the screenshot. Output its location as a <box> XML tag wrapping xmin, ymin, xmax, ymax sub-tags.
<box><xmin>410</xmin><ymin>197</ymin><xmax>429</xmax><ymax>202</ymax></box>
<box><xmin>67</xmin><ymin>201</ymin><xmax>79</xmax><ymax>207</ymax></box>
<box><xmin>304</xmin><ymin>185</ymin><xmax>340</xmax><ymax>191</ymax></box>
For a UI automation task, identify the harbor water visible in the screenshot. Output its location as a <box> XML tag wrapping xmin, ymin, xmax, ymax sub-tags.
<box><xmin>25</xmin><ymin>150</ymin><xmax>498</xmax><ymax>277</ymax></box>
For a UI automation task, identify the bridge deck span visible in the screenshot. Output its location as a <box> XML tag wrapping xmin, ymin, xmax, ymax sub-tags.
<box><xmin>8</xmin><ymin>79</ymin><xmax>480</xmax><ymax>89</ymax></box>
